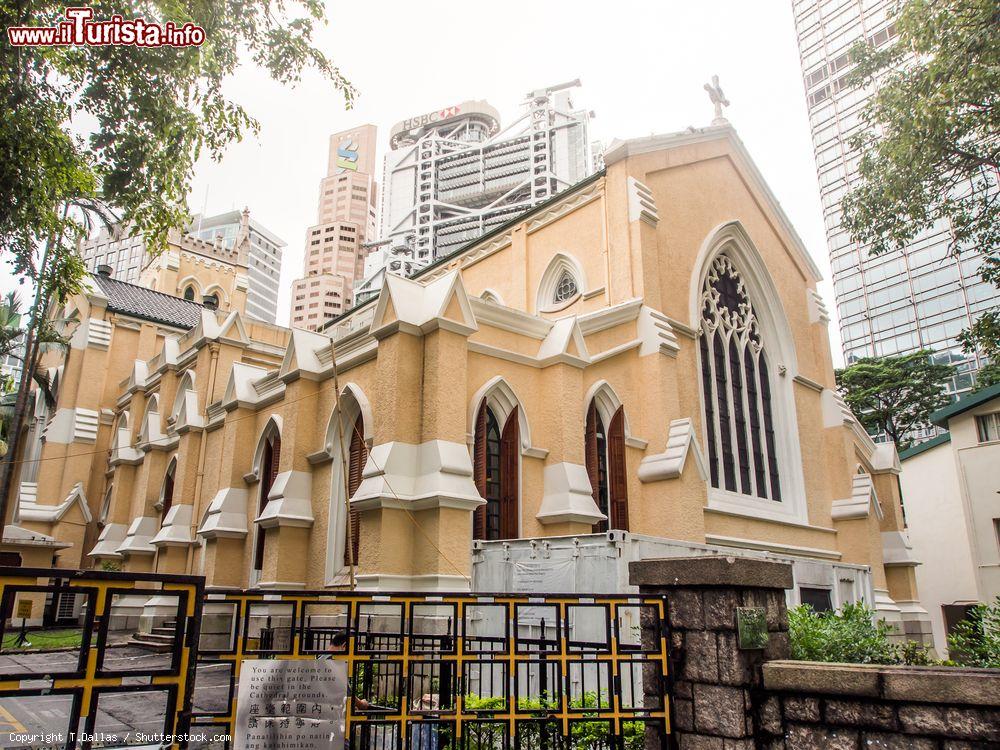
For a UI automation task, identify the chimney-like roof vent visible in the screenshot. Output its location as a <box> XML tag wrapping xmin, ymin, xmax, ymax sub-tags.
<box><xmin>96</xmin><ymin>264</ymin><xmax>113</xmax><ymax>277</ymax></box>
<box><xmin>202</xmin><ymin>295</ymin><xmax>218</xmax><ymax>310</ymax></box>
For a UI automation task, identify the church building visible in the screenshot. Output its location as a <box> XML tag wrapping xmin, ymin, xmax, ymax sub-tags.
<box><xmin>2</xmin><ymin>121</ymin><xmax>931</xmax><ymax>642</ymax></box>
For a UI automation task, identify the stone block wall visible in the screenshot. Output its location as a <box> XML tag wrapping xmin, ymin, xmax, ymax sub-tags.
<box><xmin>630</xmin><ymin>556</ymin><xmax>1000</xmax><ymax>750</ymax></box>
<box><xmin>760</xmin><ymin>661</ymin><xmax>1000</xmax><ymax>749</ymax></box>
<box><xmin>631</xmin><ymin>556</ymin><xmax>794</xmax><ymax>750</ymax></box>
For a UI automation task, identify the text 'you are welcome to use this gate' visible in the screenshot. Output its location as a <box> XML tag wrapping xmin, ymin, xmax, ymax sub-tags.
<box><xmin>190</xmin><ymin>589</ymin><xmax>671</xmax><ymax>750</ymax></box>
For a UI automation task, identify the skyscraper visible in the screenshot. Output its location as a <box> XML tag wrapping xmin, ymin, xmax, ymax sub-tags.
<box><xmin>791</xmin><ymin>0</ymin><xmax>997</xmax><ymax>399</ymax></box>
<box><xmin>78</xmin><ymin>209</ymin><xmax>286</xmax><ymax>323</ymax></box>
<box><xmin>290</xmin><ymin>124</ymin><xmax>378</xmax><ymax>330</ymax></box>
<box><xmin>189</xmin><ymin>210</ymin><xmax>286</xmax><ymax>323</ymax></box>
<box><xmin>367</xmin><ymin>81</ymin><xmax>594</xmax><ymax>285</ymax></box>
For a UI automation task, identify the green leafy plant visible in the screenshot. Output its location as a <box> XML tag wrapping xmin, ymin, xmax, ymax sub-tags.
<box><xmin>789</xmin><ymin>603</ymin><xmax>942</xmax><ymax>666</ymax></box>
<box><xmin>0</xmin><ymin>0</ymin><xmax>357</xmax><ymax>538</ymax></box>
<box><xmin>790</xmin><ymin>602</ymin><xmax>898</xmax><ymax>664</ymax></box>
<box><xmin>462</xmin><ymin>691</ymin><xmax>646</xmax><ymax>749</ymax></box>
<box><xmin>947</xmin><ymin>597</ymin><xmax>1000</xmax><ymax>668</ymax></box>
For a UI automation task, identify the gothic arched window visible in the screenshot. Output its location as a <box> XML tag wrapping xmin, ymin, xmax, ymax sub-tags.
<box><xmin>699</xmin><ymin>254</ymin><xmax>781</xmax><ymax>501</ymax></box>
<box><xmin>252</xmin><ymin>427</ymin><xmax>281</xmax><ymax>579</ymax></box>
<box><xmin>585</xmin><ymin>402</ymin><xmax>629</xmax><ymax>532</ymax></box>
<box><xmin>473</xmin><ymin>402</ymin><xmax>519</xmax><ymax>540</ymax></box>
<box><xmin>183</xmin><ymin>286</ymin><xmax>196</xmax><ymax>301</ymax></box>
<box><xmin>344</xmin><ymin>414</ymin><xmax>367</xmax><ymax>567</ymax></box>
<box><xmin>160</xmin><ymin>460</ymin><xmax>176</xmax><ymax>524</ymax></box>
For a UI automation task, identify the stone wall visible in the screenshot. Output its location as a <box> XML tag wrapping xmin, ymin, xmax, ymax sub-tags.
<box><xmin>760</xmin><ymin>661</ymin><xmax>1000</xmax><ymax>749</ymax></box>
<box><xmin>630</xmin><ymin>556</ymin><xmax>1000</xmax><ymax>750</ymax></box>
<box><xmin>631</xmin><ymin>555</ymin><xmax>794</xmax><ymax>749</ymax></box>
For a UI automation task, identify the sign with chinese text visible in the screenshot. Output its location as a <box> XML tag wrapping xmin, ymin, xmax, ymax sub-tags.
<box><xmin>234</xmin><ymin>659</ymin><xmax>347</xmax><ymax>750</ymax></box>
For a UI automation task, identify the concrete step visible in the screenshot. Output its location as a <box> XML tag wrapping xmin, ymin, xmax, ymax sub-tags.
<box><xmin>128</xmin><ymin>632</ymin><xmax>176</xmax><ymax>652</ymax></box>
<box><xmin>151</xmin><ymin>626</ymin><xmax>176</xmax><ymax>636</ymax></box>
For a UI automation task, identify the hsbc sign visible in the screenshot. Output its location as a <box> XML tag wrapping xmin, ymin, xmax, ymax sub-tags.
<box><xmin>399</xmin><ymin>105</ymin><xmax>462</xmax><ymax>132</ymax></box>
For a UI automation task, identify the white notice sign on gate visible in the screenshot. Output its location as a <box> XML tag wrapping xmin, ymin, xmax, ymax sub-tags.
<box><xmin>234</xmin><ymin>659</ymin><xmax>347</xmax><ymax>750</ymax></box>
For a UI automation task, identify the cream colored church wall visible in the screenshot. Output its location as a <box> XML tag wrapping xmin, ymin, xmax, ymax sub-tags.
<box><xmin>625</xmin><ymin>143</ymin><xmax>825</xmax><ymax>384</ymax></box>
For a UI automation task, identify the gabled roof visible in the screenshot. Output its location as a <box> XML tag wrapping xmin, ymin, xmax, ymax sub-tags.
<box><xmin>930</xmin><ymin>382</ymin><xmax>1000</xmax><ymax>427</ymax></box>
<box><xmin>90</xmin><ymin>273</ymin><xmax>204</xmax><ymax>329</ymax></box>
<box><xmin>318</xmin><ymin>169</ymin><xmax>607</xmax><ymax>332</ymax></box>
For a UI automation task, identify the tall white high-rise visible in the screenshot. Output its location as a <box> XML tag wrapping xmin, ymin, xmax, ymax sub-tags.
<box><xmin>791</xmin><ymin>0</ymin><xmax>998</xmax><ymax>399</ymax></box>
<box><xmin>357</xmin><ymin>81</ymin><xmax>594</xmax><ymax>302</ymax></box>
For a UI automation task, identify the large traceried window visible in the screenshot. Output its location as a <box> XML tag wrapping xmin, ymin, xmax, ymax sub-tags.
<box><xmin>699</xmin><ymin>254</ymin><xmax>781</xmax><ymax>501</ymax></box>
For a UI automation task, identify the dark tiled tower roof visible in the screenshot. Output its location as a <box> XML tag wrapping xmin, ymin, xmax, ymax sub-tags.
<box><xmin>90</xmin><ymin>273</ymin><xmax>204</xmax><ymax>329</ymax></box>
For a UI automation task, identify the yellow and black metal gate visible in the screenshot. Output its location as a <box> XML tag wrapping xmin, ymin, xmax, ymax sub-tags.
<box><xmin>0</xmin><ymin>567</ymin><xmax>203</xmax><ymax>750</ymax></box>
<box><xmin>0</xmin><ymin>572</ymin><xmax>670</xmax><ymax>749</ymax></box>
<box><xmin>191</xmin><ymin>589</ymin><xmax>670</xmax><ymax>749</ymax></box>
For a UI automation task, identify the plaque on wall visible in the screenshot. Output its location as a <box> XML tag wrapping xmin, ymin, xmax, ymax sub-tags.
<box><xmin>234</xmin><ymin>659</ymin><xmax>348</xmax><ymax>750</ymax></box>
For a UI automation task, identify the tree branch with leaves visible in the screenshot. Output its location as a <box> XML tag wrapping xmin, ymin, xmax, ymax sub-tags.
<box><xmin>840</xmin><ymin>0</ymin><xmax>999</xmax><ymax>389</ymax></box>
<box><xmin>0</xmin><ymin>0</ymin><xmax>355</xmax><ymax>536</ymax></box>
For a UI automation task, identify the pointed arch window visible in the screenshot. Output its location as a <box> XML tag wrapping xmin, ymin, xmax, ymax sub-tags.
<box><xmin>473</xmin><ymin>402</ymin><xmax>519</xmax><ymax>540</ymax></box>
<box><xmin>253</xmin><ymin>428</ymin><xmax>281</xmax><ymax>578</ymax></box>
<box><xmin>699</xmin><ymin>254</ymin><xmax>781</xmax><ymax>501</ymax></box>
<box><xmin>183</xmin><ymin>286</ymin><xmax>196</xmax><ymax>301</ymax></box>
<box><xmin>160</xmin><ymin>461</ymin><xmax>176</xmax><ymax>524</ymax></box>
<box><xmin>344</xmin><ymin>414</ymin><xmax>368</xmax><ymax>567</ymax></box>
<box><xmin>585</xmin><ymin>403</ymin><xmax>629</xmax><ymax>532</ymax></box>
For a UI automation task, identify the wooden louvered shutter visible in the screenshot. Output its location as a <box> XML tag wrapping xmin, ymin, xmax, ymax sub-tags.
<box><xmin>345</xmin><ymin>417</ymin><xmax>367</xmax><ymax>566</ymax></box>
<box><xmin>472</xmin><ymin>402</ymin><xmax>488</xmax><ymax>540</ymax></box>
<box><xmin>608</xmin><ymin>407</ymin><xmax>629</xmax><ymax>531</ymax></box>
<box><xmin>584</xmin><ymin>404</ymin><xmax>599</xmax><ymax>508</ymax></box>
<box><xmin>500</xmin><ymin>407</ymin><xmax>520</xmax><ymax>540</ymax></box>
<box><xmin>254</xmin><ymin>434</ymin><xmax>279</xmax><ymax>573</ymax></box>
<box><xmin>268</xmin><ymin>435</ymin><xmax>281</xmax><ymax>486</ymax></box>
<box><xmin>161</xmin><ymin>468</ymin><xmax>175</xmax><ymax>520</ymax></box>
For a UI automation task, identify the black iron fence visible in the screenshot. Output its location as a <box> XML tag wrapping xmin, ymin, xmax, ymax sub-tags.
<box><xmin>191</xmin><ymin>590</ymin><xmax>671</xmax><ymax>749</ymax></box>
<box><xmin>0</xmin><ymin>574</ymin><xmax>670</xmax><ymax>749</ymax></box>
<box><xmin>0</xmin><ymin>567</ymin><xmax>203</xmax><ymax>750</ymax></box>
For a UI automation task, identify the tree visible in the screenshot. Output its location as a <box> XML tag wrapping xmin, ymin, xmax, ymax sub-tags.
<box><xmin>947</xmin><ymin>597</ymin><xmax>1000</xmax><ymax>668</ymax></box>
<box><xmin>0</xmin><ymin>0</ymin><xmax>355</xmax><ymax>536</ymax></box>
<box><xmin>835</xmin><ymin>350</ymin><xmax>955</xmax><ymax>448</ymax></box>
<box><xmin>840</xmin><ymin>0</ymin><xmax>999</xmax><ymax>385</ymax></box>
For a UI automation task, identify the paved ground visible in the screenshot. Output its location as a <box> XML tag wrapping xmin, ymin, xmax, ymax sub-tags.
<box><xmin>0</xmin><ymin>646</ymin><xmax>232</xmax><ymax>749</ymax></box>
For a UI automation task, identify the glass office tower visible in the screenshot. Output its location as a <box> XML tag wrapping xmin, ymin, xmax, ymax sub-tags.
<box><xmin>791</xmin><ymin>0</ymin><xmax>998</xmax><ymax>404</ymax></box>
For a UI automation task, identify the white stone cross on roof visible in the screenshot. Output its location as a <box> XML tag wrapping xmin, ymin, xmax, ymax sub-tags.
<box><xmin>704</xmin><ymin>75</ymin><xmax>730</xmax><ymax>126</ymax></box>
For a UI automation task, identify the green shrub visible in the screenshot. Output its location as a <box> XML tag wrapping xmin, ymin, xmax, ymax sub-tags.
<box><xmin>789</xmin><ymin>602</ymin><xmax>897</xmax><ymax>664</ymax></box>
<box><xmin>463</xmin><ymin>691</ymin><xmax>646</xmax><ymax>749</ymax></box>
<box><xmin>947</xmin><ymin>597</ymin><xmax>1000</xmax><ymax>668</ymax></box>
<box><xmin>789</xmin><ymin>602</ymin><xmax>939</xmax><ymax>666</ymax></box>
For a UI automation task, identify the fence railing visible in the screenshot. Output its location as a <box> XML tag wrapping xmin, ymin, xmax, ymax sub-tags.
<box><xmin>191</xmin><ymin>589</ymin><xmax>671</xmax><ymax>749</ymax></box>
<box><xmin>0</xmin><ymin>573</ymin><xmax>671</xmax><ymax>749</ymax></box>
<box><xmin>0</xmin><ymin>567</ymin><xmax>203</xmax><ymax>750</ymax></box>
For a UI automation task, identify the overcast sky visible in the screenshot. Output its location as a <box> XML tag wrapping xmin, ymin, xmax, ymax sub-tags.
<box><xmin>1</xmin><ymin>0</ymin><xmax>845</xmax><ymax>364</ymax></box>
